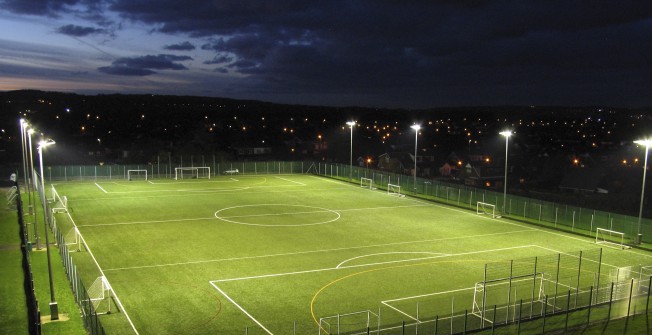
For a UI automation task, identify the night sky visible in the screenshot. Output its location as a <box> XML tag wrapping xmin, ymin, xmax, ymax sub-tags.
<box><xmin>1</xmin><ymin>1</ymin><xmax>652</xmax><ymax>108</ymax></box>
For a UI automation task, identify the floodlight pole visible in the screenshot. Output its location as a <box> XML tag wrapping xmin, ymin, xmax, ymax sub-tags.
<box><xmin>27</xmin><ymin>130</ymin><xmax>41</xmax><ymax>249</ymax></box>
<box><xmin>635</xmin><ymin>140</ymin><xmax>652</xmax><ymax>241</ymax></box>
<box><xmin>347</xmin><ymin>121</ymin><xmax>356</xmax><ymax>181</ymax></box>
<box><xmin>38</xmin><ymin>140</ymin><xmax>58</xmax><ymax>320</ymax></box>
<box><xmin>411</xmin><ymin>125</ymin><xmax>421</xmax><ymax>193</ymax></box>
<box><xmin>500</xmin><ymin>131</ymin><xmax>513</xmax><ymax>215</ymax></box>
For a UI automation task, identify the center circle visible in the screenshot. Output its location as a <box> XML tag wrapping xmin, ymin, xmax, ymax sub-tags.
<box><xmin>214</xmin><ymin>204</ymin><xmax>341</xmax><ymax>227</ymax></box>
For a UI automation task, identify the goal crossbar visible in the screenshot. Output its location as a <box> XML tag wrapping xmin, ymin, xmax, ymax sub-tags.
<box><xmin>127</xmin><ymin>169</ymin><xmax>148</xmax><ymax>181</ymax></box>
<box><xmin>360</xmin><ymin>177</ymin><xmax>374</xmax><ymax>189</ymax></box>
<box><xmin>477</xmin><ymin>202</ymin><xmax>497</xmax><ymax>218</ymax></box>
<box><xmin>595</xmin><ymin>228</ymin><xmax>630</xmax><ymax>249</ymax></box>
<box><xmin>174</xmin><ymin>167</ymin><xmax>211</xmax><ymax>180</ymax></box>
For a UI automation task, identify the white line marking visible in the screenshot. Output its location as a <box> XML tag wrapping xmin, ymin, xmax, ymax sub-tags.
<box><xmin>104</xmin><ymin>230</ymin><xmax>532</xmax><ymax>271</ymax></box>
<box><xmin>275</xmin><ymin>176</ymin><xmax>305</xmax><ymax>186</ymax></box>
<box><xmin>94</xmin><ymin>182</ymin><xmax>108</xmax><ymax>193</ymax></box>
<box><xmin>148</xmin><ymin>180</ymin><xmax>154</xmax><ymax>185</ymax></box>
<box><xmin>213</xmin><ymin>245</ymin><xmax>536</xmax><ymax>283</ymax></box>
<box><xmin>336</xmin><ymin>252</ymin><xmax>450</xmax><ymax>269</ymax></box>
<box><xmin>230</xmin><ymin>178</ymin><xmax>239</xmax><ymax>181</ymax></box>
<box><xmin>210</xmin><ymin>282</ymin><xmax>274</xmax><ymax>335</ymax></box>
<box><xmin>77</xmin><ymin>217</ymin><xmax>214</xmax><ymax>228</ymax></box>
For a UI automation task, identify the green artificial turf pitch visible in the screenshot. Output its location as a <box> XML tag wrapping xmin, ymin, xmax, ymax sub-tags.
<box><xmin>49</xmin><ymin>174</ymin><xmax>652</xmax><ymax>335</ymax></box>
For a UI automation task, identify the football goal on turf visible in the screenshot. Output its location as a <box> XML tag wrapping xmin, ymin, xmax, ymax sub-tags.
<box><xmin>85</xmin><ymin>276</ymin><xmax>114</xmax><ymax>315</ymax></box>
<box><xmin>360</xmin><ymin>177</ymin><xmax>374</xmax><ymax>189</ymax></box>
<box><xmin>319</xmin><ymin>309</ymin><xmax>378</xmax><ymax>335</ymax></box>
<box><xmin>50</xmin><ymin>185</ymin><xmax>68</xmax><ymax>213</ymax></box>
<box><xmin>472</xmin><ymin>272</ymin><xmax>548</xmax><ymax>326</ymax></box>
<box><xmin>64</xmin><ymin>227</ymin><xmax>82</xmax><ymax>252</ymax></box>
<box><xmin>595</xmin><ymin>228</ymin><xmax>630</xmax><ymax>249</ymax></box>
<box><xmin>127</xmin><ymin>169</ymin><xmax>148</xmax><ymax>181</ymax></box>
<box><xmin>477</xmin><ymin>202</ymin><xmax>498</xmax><ymax>218</ymax></box>
<box><xmin>387</xmin><ymin>183</ymin><xmax>403</xmax><ymax>197</ymax></box>
<box><xmin>174</xmin><ymin>167</ymin><xmax>211</xmax><ymax>180</ymax></box>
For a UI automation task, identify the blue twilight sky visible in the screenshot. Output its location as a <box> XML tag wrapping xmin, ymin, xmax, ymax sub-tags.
<box><xmin>1</xmin><ymin>1</ymin><xmax>652</xmax><ymax>108</ymax></box>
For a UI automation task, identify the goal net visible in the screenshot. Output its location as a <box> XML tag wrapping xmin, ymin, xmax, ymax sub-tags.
<box><xmin>387</xmin><ymin>184</ymin><xmax>403</xmax><ymax>197</ymax></box>
<box><xmin>360</xmin><ymin>177</ymin><xmax>374</xmax><ymax>189</ymax></box>
<box><xmin>174</xmin><ymin>167</ymin><xmax>211</xmax><ymax>180</ymax></box>
<box><xmin>85</xmin><ymin>276</ymin><xmax>113</xmax><ymax>315</ymax></box>
<box><xmin>50</xmin><ymin>184</ymin><xmax>68</xmax><ymax>213</ymax></box>
<box><xmin>318</xmin><ymin>309</ymin><xmax>378</xmax><ymax>335</ymax></box>
<box><xmin>127</xmin><ymin>169</ymin><xmax>148</xmax><ymax>181</ymax></box>
<box><xmin>64</xmin><ymin>227</ymin><xmax>82</xmax><ymax>252</ymax></box>
<box><xmin>595</xmin><ymin>228</ymin><xmax>630</xmax><ymax>249</ymax></box>
<box><xmin>477</xmin><ymin>202</ymin><xmax>497</xmax><ymax>218</ymax></box>
<box><xmin>472</xmin><ymin>272</ymin><xmax>548</xmax><ymax>326</ymax></box>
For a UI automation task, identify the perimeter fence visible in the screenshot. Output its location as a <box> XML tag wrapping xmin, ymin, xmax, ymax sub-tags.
<box><xmin>41</xmin><ymin>159</ymin><xmax>652</xmax><ymax>244</ymax></box>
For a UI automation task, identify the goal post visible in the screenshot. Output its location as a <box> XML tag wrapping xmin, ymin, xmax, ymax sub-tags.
<box><xmin>318</xmin><ymin>309</ymin><xmax>378</xmax><ymax>335</ymax></box>
<box><xmin>477</xmin><ymin>202</ymin><xmax>497</xmax><ymax>218</ymax></box>
<box><xmin>65</xmin><ymin>227</ymin><xmax>82</xmax><ymax>252</ymax></box>
<box><xmin>86</xmin><ymin>276</ymin><xmax>113</xmax><ymax>315</ymax></box>
<box><xmin>127</xmin><ymin>169</ymin><xmax>148</xmax><ymax>181</ymax></box>
<box><xmin>595</xmin><ymin>228</ymin><xmax>630</xmax><ymax>249</ymax></box>
<box><xmin>360</xmin><ymin>177</ymin><xmax>373</xmax><ymax>189</ymax></box>
<box><xmin>174</xmin><ymin>167</ymin><xmax>211</xmax><ymax>180</ymax></box>
<box><xmin>387</xmin><ymin>183</ymin><xmax>403</xmax><ymax>197</ymax></box>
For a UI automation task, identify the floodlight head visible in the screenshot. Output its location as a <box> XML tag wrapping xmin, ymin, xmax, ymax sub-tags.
<box><xmin>499</xmin><ymin>130</ymin><xmax>513</xmax><ymax>137</ymax></box>
<box><xmin>634</xmin><ymin>139</ymin><xmax>652</xmax><ymax>148</ymax></box>
<box><xmin>410</xmin><ymin>124</ymin><xmax>421</xmax><ymax>131</ymax></box>
<box><xmin>38</xmin><ymin>139</ymin><xmax>55</xmax><ymax>149</ymax></box>
<box><xmin>346</xmin><ymin>121</ymin><xmax>356</xmax><ymax>126</ymax></box>
<box><xmin>27</xmin><ymin>128</ymin><xmax>35</xmax><ymax>135</ymax></box>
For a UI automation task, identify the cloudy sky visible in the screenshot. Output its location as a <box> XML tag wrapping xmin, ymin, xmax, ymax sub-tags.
<box><xmin>1</xmin><ymin>1</ymin><xmax>651</xmax><ymax>108</ymax></box>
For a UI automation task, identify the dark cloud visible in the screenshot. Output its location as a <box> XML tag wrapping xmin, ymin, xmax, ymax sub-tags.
<box><xmin>4</xmin><ymin>0</ymin><xmax>652</xmax><ymax>106</ymax></box>
<box><xmin>56</xmin><ymin>24</ymin><xmax>104</xmax><ymax>37</ymax></box>
<box><xmin>163</xmin><ymin>41</ymin><xmax>195</xmax><ymax>51</ymax></box>
<box><xmin>98</xmin><ymin>54</ymin><xmax>192</xmax><ymax>76</ymax></box>
<box><xmin>0</xmin><ymin>0</ymin><xmax>79</xmax><ymax>16</ymax></box>
<box><xmin>204</xmin><ymin>55</ymin><xmax>233</xmax><ymax>65</ymax></box>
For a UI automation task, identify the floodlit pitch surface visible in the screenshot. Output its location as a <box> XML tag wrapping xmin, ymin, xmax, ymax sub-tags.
<box><xmin>51</xmin><ymin>175</ymin><xmax>652</xmax><ymax>335</ymax></box>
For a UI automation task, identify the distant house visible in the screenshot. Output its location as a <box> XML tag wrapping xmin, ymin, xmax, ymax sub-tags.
<box><xmin>377</xmin><ymin>152</ymin><xmax>414</xmax><ymax>175</ymax></box>
<box><xmin>459</xmin><ymin>162</ymin><xmax>505</xmax><ymax>189</ymax></box>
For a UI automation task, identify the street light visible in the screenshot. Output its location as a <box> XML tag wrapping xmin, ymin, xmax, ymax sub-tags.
<box><xmin>634</xmin><ymin>139</ymin><xmax>652</xmax><ymax>243</ymax></box>
<box><xmin>500</xmin><ymin>131</ymin><xmax>513</xmax><ymax>215</ymax></box>
<box><xmin>411</xmin><ymin>124</ymin><xmax>421</xmax><ymax>193</ymax></box>
<box><xmin>27</xmin><ymin>128</ymin><xmax>40</xmax><ymax>249</ymax></box>
<box><xmin>37</xmin><ymin>139</ymin><xmax>58</xmax><ymax>320</ymax></box>
<box><xmin>347</xmin><ymin>121</ymin><xmax>356</xmax><ymax>181</ymax></box>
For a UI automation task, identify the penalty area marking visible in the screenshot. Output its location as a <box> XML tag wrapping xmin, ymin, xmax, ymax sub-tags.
<box><xmin>275</xmin><ymin>176</ymin><xmax>306</xmax><ymax>186</ymax></box>
<box><xmin>336</xmin><ymin>252</ymin><xmax>451</xmax><ymax>269</ymax></box>
<box><xmin>214</xmin><ymin>204</ymin><xmax>340</xmax><ymax>227</ymax></box>
<box><xmin>210</xmin><ymin>282</ymin><xmax>274</xmax><ymax>335</ymax></box>
<box><xmin>94</xmin><ymin>182</ymin><xmax>108</xmax><ymax>194</ymax></box>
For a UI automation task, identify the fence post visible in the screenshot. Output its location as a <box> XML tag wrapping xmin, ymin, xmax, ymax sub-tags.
<box><xmin>607</xmin><ymin>282</ymin><xmax>614</xmax><ymax>320</ymax></box>
<box><xmin>434</xmin><ymin>315</ymin><xmax>438</xmax><ymax>335</ymax></box>
<box><xmin>517</xmin><ymin>299</ymin><xmax>523</xmax><ymax>334</ymax></box>
<box><xmin>463</xmin><ymin>309</ymin><xmax>467</xmax><ymax>334</ymax></box>
<box><xmin>587</xmin><ymin>286</ymin><xmax>593</xmax><ymax>324</ymax></box>
<box><xmin>627</xmin><ymin>278</ymin><xmax>634</xmax><ymax>317</ymax></box>
<box><xmin>542</xmin><ymin>295</ymin><xmax>548</xmax><ymax>334</ymax></box>
<box><xmin>492</xmin><ymin>305</ymin><xmax>496</xmax><ymax>334</ymax></box>
<box><xmin>647</xmin><ymin>275</ymin><xmax>651</xmax><ymax>314</ymax></box>
<box><xmin>564</xmin><ymin>290</ymin><xmax>571</xmax><ymax>331</ymax></box>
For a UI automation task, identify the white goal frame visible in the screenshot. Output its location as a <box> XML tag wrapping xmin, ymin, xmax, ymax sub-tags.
<box><xmin>477</xmin><ymin>202</ymin><xmax>497</xmax><ymax>218</ymax></box>
<box><xmin>174</xmin><ymin>167</ymin><xmax>211</xmax><ymax>180</ymax></box>
<box><xmin>360</xmin><ymin>177</ymin><xmax>374</xmax><ymax>189</ymax></box>
<box><xmin>65</xmin><ymin>226</ymin><xmax>82</xmax><ymax>252</ymax></box>
<box><xmin>127</xmin><ymin>169</ymin><xmax>148</xmax><ymax>181</ymax></box>
<box><xmin>387</xmin><ymin>183</ymin><xmax>403</xmax><ymax>197</ymax></box>
<box><xmin>319</xmin><ymin>309</ymin><xmax>378</xmax><ymax>335</ymax></box>
<box><xmin>50</xmin><ymin>185</ymin><xmax>68</xmax><ymax>213</ymax></box>
<box><xmin>596</xmin><ymin>228</ymin><xmax>630</xmax><ymax>249</ymax></box>
<box><xmin>86</xmin><ymin>276</ymin><xmax>113</xmax><ymax>315</ymax></box>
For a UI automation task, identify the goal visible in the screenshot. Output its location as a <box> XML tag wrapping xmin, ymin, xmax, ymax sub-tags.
<box><xmin>51</xmin><ymin>185</ymin><xmax>68</xmax><ymax>213</ymax></box>
<box><xmin>596</xmin><ymin>228</ymin><xmax>630</xmax><ymax>249</ymax></box>
<box><xmin>127</xmin><ymin>169</ymin><xmax>148</xmax><ymax>181</ymax></box>
<box><xmin>319</xmin><ymin>309</ymin><xmax>378</xmax><ymax>335</ymax></box>
<box><xmin>65</xmin><ymin>227</ymin><xmax>82</xmax><ymax>252</ymax></box>
<box><xmin>174</xmin><ymin>167</ymin><xmax>211</xmax><ymax>180</ymax></box>
<box><xmin>85</xmin><ymin>276</ymin><xmax>113</xmax><ymax>315</ymax></box>
<box><xmin>472</xmin><ymin>272</ymin><xmax>547</xmax><ymax>326</ymax></box>
<box><xmin>477</xmin><ymin>202</ymin><xmax>497</xmax><ymax>218</ymax></box>
<box><xmin>360</xmin><ymin>177</ymin><xmax>374</xmax><ymax>189</ymax></box>
<box><xmin>387</xmin><ymin>184</ymin><xmax>403</xmax><ymax>197</ymax></box>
